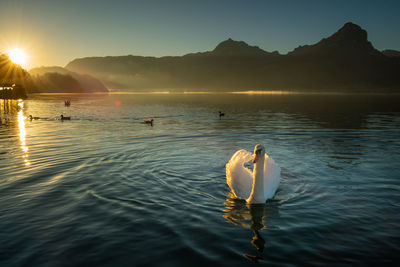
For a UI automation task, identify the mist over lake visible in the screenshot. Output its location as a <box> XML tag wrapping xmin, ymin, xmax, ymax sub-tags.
<box><xmin>1</xmin><ymin>93</ymin><xmax>399</xmax><ymax>265</ymax></box>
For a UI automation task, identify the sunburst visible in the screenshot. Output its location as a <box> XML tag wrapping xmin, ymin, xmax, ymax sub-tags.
<box><xmin>8</xmin><ymin>48</ymin><xmax>27</xmax><ymax>67</ymax></box>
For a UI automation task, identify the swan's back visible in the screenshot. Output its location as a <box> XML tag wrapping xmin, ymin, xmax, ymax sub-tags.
<box><xmin>263</xmin><ymin>155</ymin><xmax>281</xmax><ymax>200</ymax></box>
<box><xmin>226</xmin><ymin>150</ymin><xmax>253</xmax><ymax>199</ymax></box>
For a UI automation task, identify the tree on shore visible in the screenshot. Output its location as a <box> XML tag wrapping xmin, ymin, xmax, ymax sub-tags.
<box><xmin>0</xmin><ymin>54</ymin><xmax>28</xmax><ymax>99</ymax></box>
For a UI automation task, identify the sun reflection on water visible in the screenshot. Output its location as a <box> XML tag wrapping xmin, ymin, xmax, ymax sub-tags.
<box><xmin>17</xmin><ymin>100</ymin><xmax>31</xmax><ymax>166</ymax></box>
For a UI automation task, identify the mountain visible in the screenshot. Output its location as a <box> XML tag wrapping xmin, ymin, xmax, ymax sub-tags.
<box><xmin>288</xmin><ymin>22</ymin><xmax>381</xmax><ymax>57</ymax></box>
<box><xmin>66</xmin><ymin>22</ymin><xmax>400</xmax><ymax>93</ymax></box>
<box><xmin>187</xmin><ymin>38</ymin><xmax>279</xmax><ymax>57</ymax></box>
<box><xmin>29</xmin><ymin>66</ymin><xmax>108</xmax><ymax>93</ymax></box>
<box><xmin>382</xmin><ymin>49</ymin><xmax>400</xmax><ymax>58</ymax></box>
<box><xmin>1</xmin><ymin>53</ymin><xmax>108</xmax><ymax>97</ymax></box>
<box><xmin>212</xmin><ymin>38</ymin><xmax>272</xmax><ymax>56</ymax></box>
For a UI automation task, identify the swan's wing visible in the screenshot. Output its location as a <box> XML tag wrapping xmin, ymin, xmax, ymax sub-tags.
<box><xmin>263</xmin><ymin>154</ymin><xmax>281</xmax><ymax>200</ymax></box>
<box><xmin>226</xmin><ymin>150</ymin><xmax>253</xmax><ymax>199</ymax></box>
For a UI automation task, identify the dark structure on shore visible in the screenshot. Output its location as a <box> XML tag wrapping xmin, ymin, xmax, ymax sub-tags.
<box><xmin>0</xmin><ymin>84</ymin><xmax>27</xmax><ymax>99</ymax></box>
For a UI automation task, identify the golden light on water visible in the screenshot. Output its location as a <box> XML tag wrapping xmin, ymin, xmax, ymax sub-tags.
<box><xmin>8</xmin><ymin>48</ymin><xmax>28</xmax><ymax>67</ymax></box>
<box><xmin>231</xmin><ymin>90</ymin><xmax>293</xmax><ymax>95</ymax></box>
<box><xmin>17</xmin><ymin>100</ymin><xmax>31</xmax><ymax>166</ymax></box>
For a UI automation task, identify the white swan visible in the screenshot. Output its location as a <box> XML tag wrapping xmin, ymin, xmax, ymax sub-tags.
<box><xmin>226</xmin><ymin>144</ymin><xmax>281</xmax><ymax>204</ymax></box>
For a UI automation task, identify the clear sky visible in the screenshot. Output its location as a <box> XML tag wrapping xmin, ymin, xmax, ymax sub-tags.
<box><xmin>1</xmin><ymin>0</ymin><xmax>399</xmax><ymax>69</ymax></box>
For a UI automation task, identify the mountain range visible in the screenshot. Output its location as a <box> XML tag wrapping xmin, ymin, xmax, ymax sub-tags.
<box><xmin>65</xmin><ymin>22</ymin><xmax>400</xmax><ymax>93</ymax></box>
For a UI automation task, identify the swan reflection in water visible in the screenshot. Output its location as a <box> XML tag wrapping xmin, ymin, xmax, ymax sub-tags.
<box><xmin>223</xmin><ymin>194</ymin><xmax>280</xmax><ymax>262</ymax></box>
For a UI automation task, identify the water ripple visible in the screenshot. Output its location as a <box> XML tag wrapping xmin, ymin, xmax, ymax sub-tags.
<box><xmin>1</xmin><ymin>94</ymin><xmax>399</xmax><ymax>265</ymax></box>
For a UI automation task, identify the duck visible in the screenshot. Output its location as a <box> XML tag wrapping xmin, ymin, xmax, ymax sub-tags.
<box><xmin>219</xmin><ymin>111</ymin><xmax>225</xmax><ymax>119</ymax></box>
<box><xmin>28</xmin><ymin>115</ymin><xmax>40</xmax><ymax>120</ymax></box>
<box><xmin>60</xmin><ymin>115</ymin><xmax>71</xmax><ymax>120</ymax></box>
<box><xmin>144</xmin><ymin>117</ymin><xmax>154</xmax><ymax>126</ymax></box>
<box><xmin>226</xmin><ymin>144</ymin><xmax>280</xmax><ymax>204</ymax></box>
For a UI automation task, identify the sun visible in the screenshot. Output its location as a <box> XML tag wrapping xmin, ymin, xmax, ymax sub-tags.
<box><xmin>8</xmin><ymin>48</ymin><xmax>27</xmax><ymax>66</ymax></box>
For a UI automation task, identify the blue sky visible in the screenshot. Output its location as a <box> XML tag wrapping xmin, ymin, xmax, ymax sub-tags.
<box><xmin>1</xmin><ymin>0</ymin><xmax>399</xmax><ymax>68</ymax></box>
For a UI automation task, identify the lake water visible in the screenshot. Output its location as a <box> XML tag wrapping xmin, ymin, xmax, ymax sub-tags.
<box><xmin>1</xmin><ymin>93</ymin><xmax>399</xmax><ymax>266</ymax></box>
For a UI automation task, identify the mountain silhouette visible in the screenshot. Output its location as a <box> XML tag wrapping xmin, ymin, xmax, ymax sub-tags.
<box><xmin>202</xmin><ymin>38</ymin><xmax>278</xmax><ymax>56</ymax></box>
<box><xmin>1</xmin><ymin>53</ymin><xmax>108</xmax><ymax>96</ymax></box>
<box><xmin>66</xmin><ymin>22</ymin><xmax>400</xmax><ymax>92</ymax></box>
<box><xmin>382</xmin><ymin>49</ymin><xmax>400</xmax><ymax>58</ymax></box>
<box><xmin>289</xmin><ymin>22</ymin><xmax>381</xmax><ymax>57</ymax></box>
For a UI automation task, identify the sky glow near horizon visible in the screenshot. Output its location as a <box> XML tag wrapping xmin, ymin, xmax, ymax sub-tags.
<box><xmin>0</xmin><ymin>0</ymin><xmax>399</xmax><ymax>69</ymax></box>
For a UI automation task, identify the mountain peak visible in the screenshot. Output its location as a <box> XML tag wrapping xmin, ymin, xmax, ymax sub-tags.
<box><xmin>341</xmin><ymin>22</ymin><xmax>363</xmax><ymax>31</ymax></box>
<box><xmin>289</xmin><ymin>22</ymin><xmax>380</xmax><ymax>56</ymax></box>
<box><xmin>330</xmin><ymin>22</ymin><xmax>368</xmax><ymax>43</ymax></box>
<box><xmin>212</xmin><ymin>38</ymin><xmax>269</xmax><ymax>56</ymax></box>
<box><xmin>382</xmin><ymin>49</ymin><xmax>400</xmax><ymax>58</ymax></box>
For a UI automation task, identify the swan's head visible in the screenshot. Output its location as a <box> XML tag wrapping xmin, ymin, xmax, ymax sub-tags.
<box><xmin>252</xmin><ymin>144</ymin><xmax>265</xmax><ymax>163</ymax></box>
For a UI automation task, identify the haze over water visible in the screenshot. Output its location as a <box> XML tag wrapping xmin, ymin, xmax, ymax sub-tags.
<box><xmin>1</xmin><ymin>93</ymin><xmax>399</xmax><ymax>265</ymax></box>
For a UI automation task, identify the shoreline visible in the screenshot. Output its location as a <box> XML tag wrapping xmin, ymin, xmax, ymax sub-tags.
<box><xmin>27</xmin><ymin>90</ymin><xmax>400</xmax><ymax>96</ymax></box>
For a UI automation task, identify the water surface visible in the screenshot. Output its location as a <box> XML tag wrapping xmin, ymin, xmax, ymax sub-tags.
<box><xmin>1</xmin><ymin>93</ymin><xmax>399</xmax><ymax>265</ymax></box>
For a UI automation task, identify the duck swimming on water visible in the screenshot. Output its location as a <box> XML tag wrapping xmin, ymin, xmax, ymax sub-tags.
<box><xmin>60</xmin><ymin>115</ymin><xmax>71</xmax><ymax>120</ymax></box>
<box><xmin>28</xmin><ymin>115</ymin><xmax>40</xmax><ymax>120</ymax></box>
<box><xmin>144</xmin><ymin>118</ymin><xmax>154</xmax><ymax>126</ymax></box>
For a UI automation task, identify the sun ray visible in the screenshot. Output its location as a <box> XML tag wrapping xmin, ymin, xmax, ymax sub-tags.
<box><xmin>8</xmin><ymin>48</ymin><xmax>27</xmax><ymax>67</ymax></box>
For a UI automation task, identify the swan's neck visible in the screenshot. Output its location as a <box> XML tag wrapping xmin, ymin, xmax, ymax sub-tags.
<box><xmin>247</xmin><ymin>156</ymin><xmax>265</xmax><ymax>204</ymax></box>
